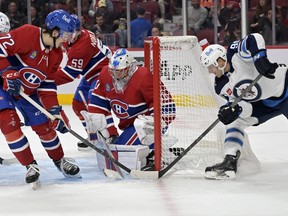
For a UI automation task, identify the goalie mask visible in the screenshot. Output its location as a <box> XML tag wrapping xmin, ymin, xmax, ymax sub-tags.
<box><xmin>0</xmin><ymin>12</ymin><xmax>10</xmax><ymax>33</ymax></box>
<box><xmin>200</xmin><ymin>44</ymin><xmax>227</xmax><ymax>73</ymax></box>
<box><xmin>108</xmin><ymin>48</ymin><xmax>136</xmax><ymax>93</ymax></box>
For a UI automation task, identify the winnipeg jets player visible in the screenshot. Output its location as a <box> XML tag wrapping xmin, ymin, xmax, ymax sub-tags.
<box><xmin>0</xmin><ymin>10</ymin><xmax>81</xmax><ymax>187</ymax></box>
<box><xmin>200</xmin><ymin>33</ymin><xmax>286</xmax><ymax>179</ymax></box>
<box><xmin>86</xmin><ymin>48</ymin><xmax>176</xmax><ymax>171</ymax></box>
<box><xmin>55</xmin><ymin>14</ymin><xmax>114</xmax><ymax>151</ymax></box>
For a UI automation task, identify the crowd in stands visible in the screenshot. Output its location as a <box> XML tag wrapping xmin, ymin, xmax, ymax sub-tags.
<box><xmin>0</xmin><ymin>0</ymin><xmax>288</xmax><ymax>48</ymax></box>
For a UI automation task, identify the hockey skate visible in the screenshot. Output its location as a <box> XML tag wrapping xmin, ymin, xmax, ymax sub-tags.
<box><xmin>26</xmin><ymin>160</ymin><xmax>41</xmax><ymax>190</ymax></box>
<box><xmin>53</xmin><ymin>157</ymin><xmax>81</xmax><ymax>178</ymax></box>
<box><xmin>141</xmin><ymin>150</ymin><xmax>155</xmax><ymax>171</ymax></box>
<box><xmin>77</xmin><ymin>139</ymin><xmax>92</xmax><ymax>151</ymax></box>
<box><xmin>205</xmin><ymin>151</ymin><xmax>240</xmax><ymax>180</ymax></box>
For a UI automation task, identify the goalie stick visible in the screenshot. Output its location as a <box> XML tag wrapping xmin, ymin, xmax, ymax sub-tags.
<box><xmin>131</xmin><ymin>74</ymin><xmax>263</xmax><ymax>179</ymax></box>
<box><xmin>19</xmin><ymin>90</ymin><xmax>133</xmax><ymax>175</ymax></box>
<box><xmin>97</xmin><ymin>131</ymin><xmax>124</xmax><ymax>179</ymax></box>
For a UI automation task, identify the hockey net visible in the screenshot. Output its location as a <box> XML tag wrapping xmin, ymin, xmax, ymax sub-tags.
<box><xmin>144</xmin><ymin>36</ymin><xmax>259</xmax><ymax>175</ymax></box>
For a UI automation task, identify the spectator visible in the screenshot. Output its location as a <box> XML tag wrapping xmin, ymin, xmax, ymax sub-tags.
<box><xmin>187</xmin><ymin>0</ymin><xmax>208</xmax><ymax>34</ymax></box>
<box><xmin>249</xmin><ymin>0</ymin><xmax>271</xmax><ymax>33</ymax></box>
<box><xmin>223</xmin><ymin>18</ymin><xmax>241</xmax><ymax>45</ymax></box>
<box><xmin>92</xmin><ymin>12</ymin><xmax>112</xmax><ymax>40</ymax></box>
<box><xmin>218</xmin><ymin>0</ymin><xmax>241</xmax><ymax>28</ymax></box>
<box><xmin>88</xmin><ymin>0</ymin><xmax>114</xmax><ymax>18</ymax></box>
<box><xmin>259</xmin><ymin>8</ymin><xmax>288</xmax><ymax>44</ymax></box>
<box><xmin>5</xmin><ymin>1</ymin><xmax>26</xmax><ymax>30</ymax></box>
<box><xmin>130</xmin><ymin>7</ymin><xmax>152</xmax><ymax>48</ymax></box>
<box><xmin>158</xmin><ymin>0</ymin><xmax>175</xmax><ymax>24</ymax></box>
<box><xmin>91</xmin><ymin>0</ymin><xmax>115</xmax><ymax>26</ymax></box>
<box><xmin>114</xmin><ymin>18</ymin><xmax>128</xmax><ymax>47</ymax></box>
<box><xmin>152</xmin><ymin>26</ymin><xmax>162</xmax><ymax>36</ymax></box>
<box><xmin>30</xmin><ymin>5</ymin><xmax>43</xmax><ymax>27</ymax></box>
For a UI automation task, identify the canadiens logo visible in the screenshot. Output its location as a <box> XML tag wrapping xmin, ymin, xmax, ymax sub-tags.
<box><xmin>19</xmin><ymin>67</ymin><xmax>46</xmax><ymax>89</ymax></box>
<box><xmin>105</xmin><ymin>83</ymin><xmax>111</xmax><ymax>92</ymax></box>
<box><xmin>233</xmin><ymin>79</ymin><xmax>261</xmax><ymax>101</ymax></box>
<box><xmin>30</xmin><ymin>51</ymin><xmax>38</xmax><ymax>59</ymax></box>
<box><xmin>110</xmin><ymin>99</ymin><xmax>129</xmax><ymax>119</ymax></box>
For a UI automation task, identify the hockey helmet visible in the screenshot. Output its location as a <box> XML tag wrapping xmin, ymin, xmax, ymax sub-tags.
<box><xmin>108</xmin><ymin>48</ymin><xmax>135</xmax><ymax>78</ymax></box>
<box><xmin>108</xmin><ymin>48</ymin><xmax>136</xmax><ymax>93</ymax></box>
<box><xmin>200</xmin><ymin>44</ymin><xmax>227</xmax><ymax>69</ymax></box>
<box><xmin>0</xmin><ymin>12</ymin><xmax>10</xmax><ymax>33</ymax></box>
<box><xmin>45</xmin><ymin>9</ymin><xmax>76</xmax><ymax>41</ymax></box>
<box><xmin>71</xmin><ymin>14</ymin><xmax>81</xmax><ymax>31</ymax></box>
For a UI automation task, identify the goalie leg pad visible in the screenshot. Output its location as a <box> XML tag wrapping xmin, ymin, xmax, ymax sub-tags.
<box><xmin>96</xmin><ymin>144</ymin><xmax>150</xmax><ymax>171</ymax></box>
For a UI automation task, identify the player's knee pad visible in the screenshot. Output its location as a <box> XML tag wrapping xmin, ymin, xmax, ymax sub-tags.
<box><xmin>0</xmin><ymin>109</ymin><xmax>21</xmax><ymax>135</ymax></box>
<box><xmin>96</xmin><ymin>144</ymin><xmax>150</xmax><ymax>171</ymax></box>
<box><xmin>72</xmin><ymin>99</ymin><xmax>87</xmax><ymax>119</ymax></box>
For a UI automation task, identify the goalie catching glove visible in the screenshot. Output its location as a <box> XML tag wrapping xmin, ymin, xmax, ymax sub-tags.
<box><xmin>134</xmin><ymin>115</ymin><xmax>154</xmax><ymax>145</ymax></box>
<box><xmin>80</xmin><ymin>111</ymin><xmax>110</xmax><ymax>141</ymax></box>
<box><xmin>218</xmin><ymin>103</ymin><xmax>242</xmax><ymax>125</ymax></box>
<box><xmin>1</xmin><ymin>70</ymin><xmax>22</xmax><ymax>96</ymax></box>
<box><xmin>49</xmin><ymin>106</ymin><xmax>70</xmax><ymax>133</ymax></box>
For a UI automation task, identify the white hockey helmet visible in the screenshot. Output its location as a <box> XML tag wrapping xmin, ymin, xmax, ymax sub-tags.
<box><xmin>200</xmin><ymin>44</ymin><xmax>227</xmax><ymax>69</ymax></box>
<box><xmin>109</xmin><ymin>48</ymin><xmax>135</xmax><ymax>72</ymax></box>
<box><xmin>108</xmin><ymin>48</ymin><xmax>136</xmax><ymax>93</ymax></box>
<box><xmin>0</xmin><ymin>12</ymin><xmax>10</xmax><ymax>33</ymax></box>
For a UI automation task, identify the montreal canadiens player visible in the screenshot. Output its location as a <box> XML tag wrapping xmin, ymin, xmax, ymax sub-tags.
<box><xmin>0</xmin><ymin>9</ymin><xmax>81</xmax><ymax>187</ymax></box>
<box><xmin>84</xmin><ymin>48</ymin><xmax>176</xmax><ymax>171</ymax></box>
<box><xmin>200</xmin><ymin>33</ymin><xmax>287</xmax><ymax>179</ymax></box>
<box><xmin>55</xmin><ymin>14</ymin><xmax>114</xmax><ymax>151</ymax></box>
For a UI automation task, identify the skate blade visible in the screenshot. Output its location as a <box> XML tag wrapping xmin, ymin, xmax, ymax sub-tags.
<box><xmin>103</xmin><ymin>169</ymin><xmax>123</xmax><ymax>179</ymax></box>
<box><xmin>205</xmin><ymin>171</ymin><xmax>236</xmax><ymax>180</ymax></box>
<box><xmin>31</xmin><ymin>180</ymin><xmax>41</xmax><ymax>190</ymax></box>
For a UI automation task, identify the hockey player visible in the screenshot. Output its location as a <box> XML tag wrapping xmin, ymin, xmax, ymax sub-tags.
<box><xmin>55</xmin><ymin>14</ymin><xmax>114</xmax><ymax>151</ymax></box>
<box><xmin>200</xmin><ymin>33</ymin><xmax>286</xmax><ymax>179</ymax></box>
<box><xmin>85</xmin><ymin>48</ymin><xmax>176</xmax><ymax>171</ymax></box>
<box><xmin>0</xmin><ymin>9</ymin><xmax>81</xmax><ymax>187</ymax></box>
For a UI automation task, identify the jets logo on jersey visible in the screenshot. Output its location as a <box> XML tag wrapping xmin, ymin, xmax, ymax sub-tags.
<box><xmin>19</xmin><ymin>67</ymin><xmax>46</xmax><ymax>89</ymax></box>
<box><xmin>110</xmin><ymin>99</ymin><xmax>129</xmax><ymax>119</ymax></box>
<box><xmin>233</xmin><ymin>79</ymin><xmax>261</xmax><ymax>101</ymax></box>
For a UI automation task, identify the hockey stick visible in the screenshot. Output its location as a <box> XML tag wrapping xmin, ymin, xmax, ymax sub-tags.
<box><xmin>131</xmin><ymin>74</ymin><xmax>263</xmax><ymax>179</ymax></box>
<box><xmin>0</xmin><ymin>157</ymin><xmax>19</xmax><ymax>165</ymax></box>
<box><xmin>78</xmin><ymin>90</ymin><xmax>88</xmax><ymax>110</ymax></box>
<box><xmin>97</xmin><ymin>131</ymin><xmax>124</xmax><ymax>179</ymax></box>
<box><xmin>19</xmin><ymin>90</ymin><xmax>133</xmax><ymax>174</ymax></box>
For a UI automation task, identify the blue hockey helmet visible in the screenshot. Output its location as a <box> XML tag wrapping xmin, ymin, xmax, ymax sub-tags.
<box><xmin>45</xmin><ymin>9</ymin><xmax>76</xmax><ymax>34</ymax></box>
<box><xmin>71</xmin><ymin>14</ymin><xmax>81</xmax><ymax>31</ymax></box>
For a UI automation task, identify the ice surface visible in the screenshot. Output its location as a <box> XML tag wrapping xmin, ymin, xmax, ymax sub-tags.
<box><xmin>1</xmin><ymin>106</ymin><xmax>288</xmax><ymax>216</ymax></box>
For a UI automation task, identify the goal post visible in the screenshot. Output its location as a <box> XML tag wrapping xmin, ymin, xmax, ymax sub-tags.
<box><xmin>144</xmin><ymin>36</ymin><xmax>260</xmax><ymax>175</ymax></box>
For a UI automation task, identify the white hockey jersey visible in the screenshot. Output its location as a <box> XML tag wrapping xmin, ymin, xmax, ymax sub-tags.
<box><xmin>216</xmin><ymin>33</ymin><xmax>288</xmax><ymax>118</ymax></box>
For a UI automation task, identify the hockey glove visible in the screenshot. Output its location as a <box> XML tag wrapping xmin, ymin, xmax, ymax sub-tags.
<box><xmin>218</xmin><ymin>103</ymin><xmax>242</xmax><ymax>125</ymax></box>
<box><xmin>253</xmin><ymin>50</ymin><xmax>278</xmax><ymax>79</ymax></box>
<box><xmin>49</xmin><ymin>106</ymin><xmax>70</xmax><ymax>134</ymax></box>
<box><xmin>1</xmin><ymin>70</ymin><xmax>22</xmax><ymax>96</ymax></box>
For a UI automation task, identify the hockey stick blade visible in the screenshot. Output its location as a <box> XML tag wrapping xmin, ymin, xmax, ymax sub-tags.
<box><xmin>131</xmin><ymin>74</ymin><xmax>263</xmax><ymax>179</ymax></box>
<box><xmin>19</xmin><ymin>90</ymin><xmax>133</xmax><ymax>175</ymax></box>
<box><xmin>0</xmin><ymin>157</ymin><xmax>19</xmax><ymax>166</ymax></box>
<box><xmin>97</xmin><ymin>131</ymin><xmax>124</xmax><ymax>179</ymax></box>
<box><xmin>103</xmin><ymin>169</ymin><xmax>123</xmax><ymax>179</ymax></box>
